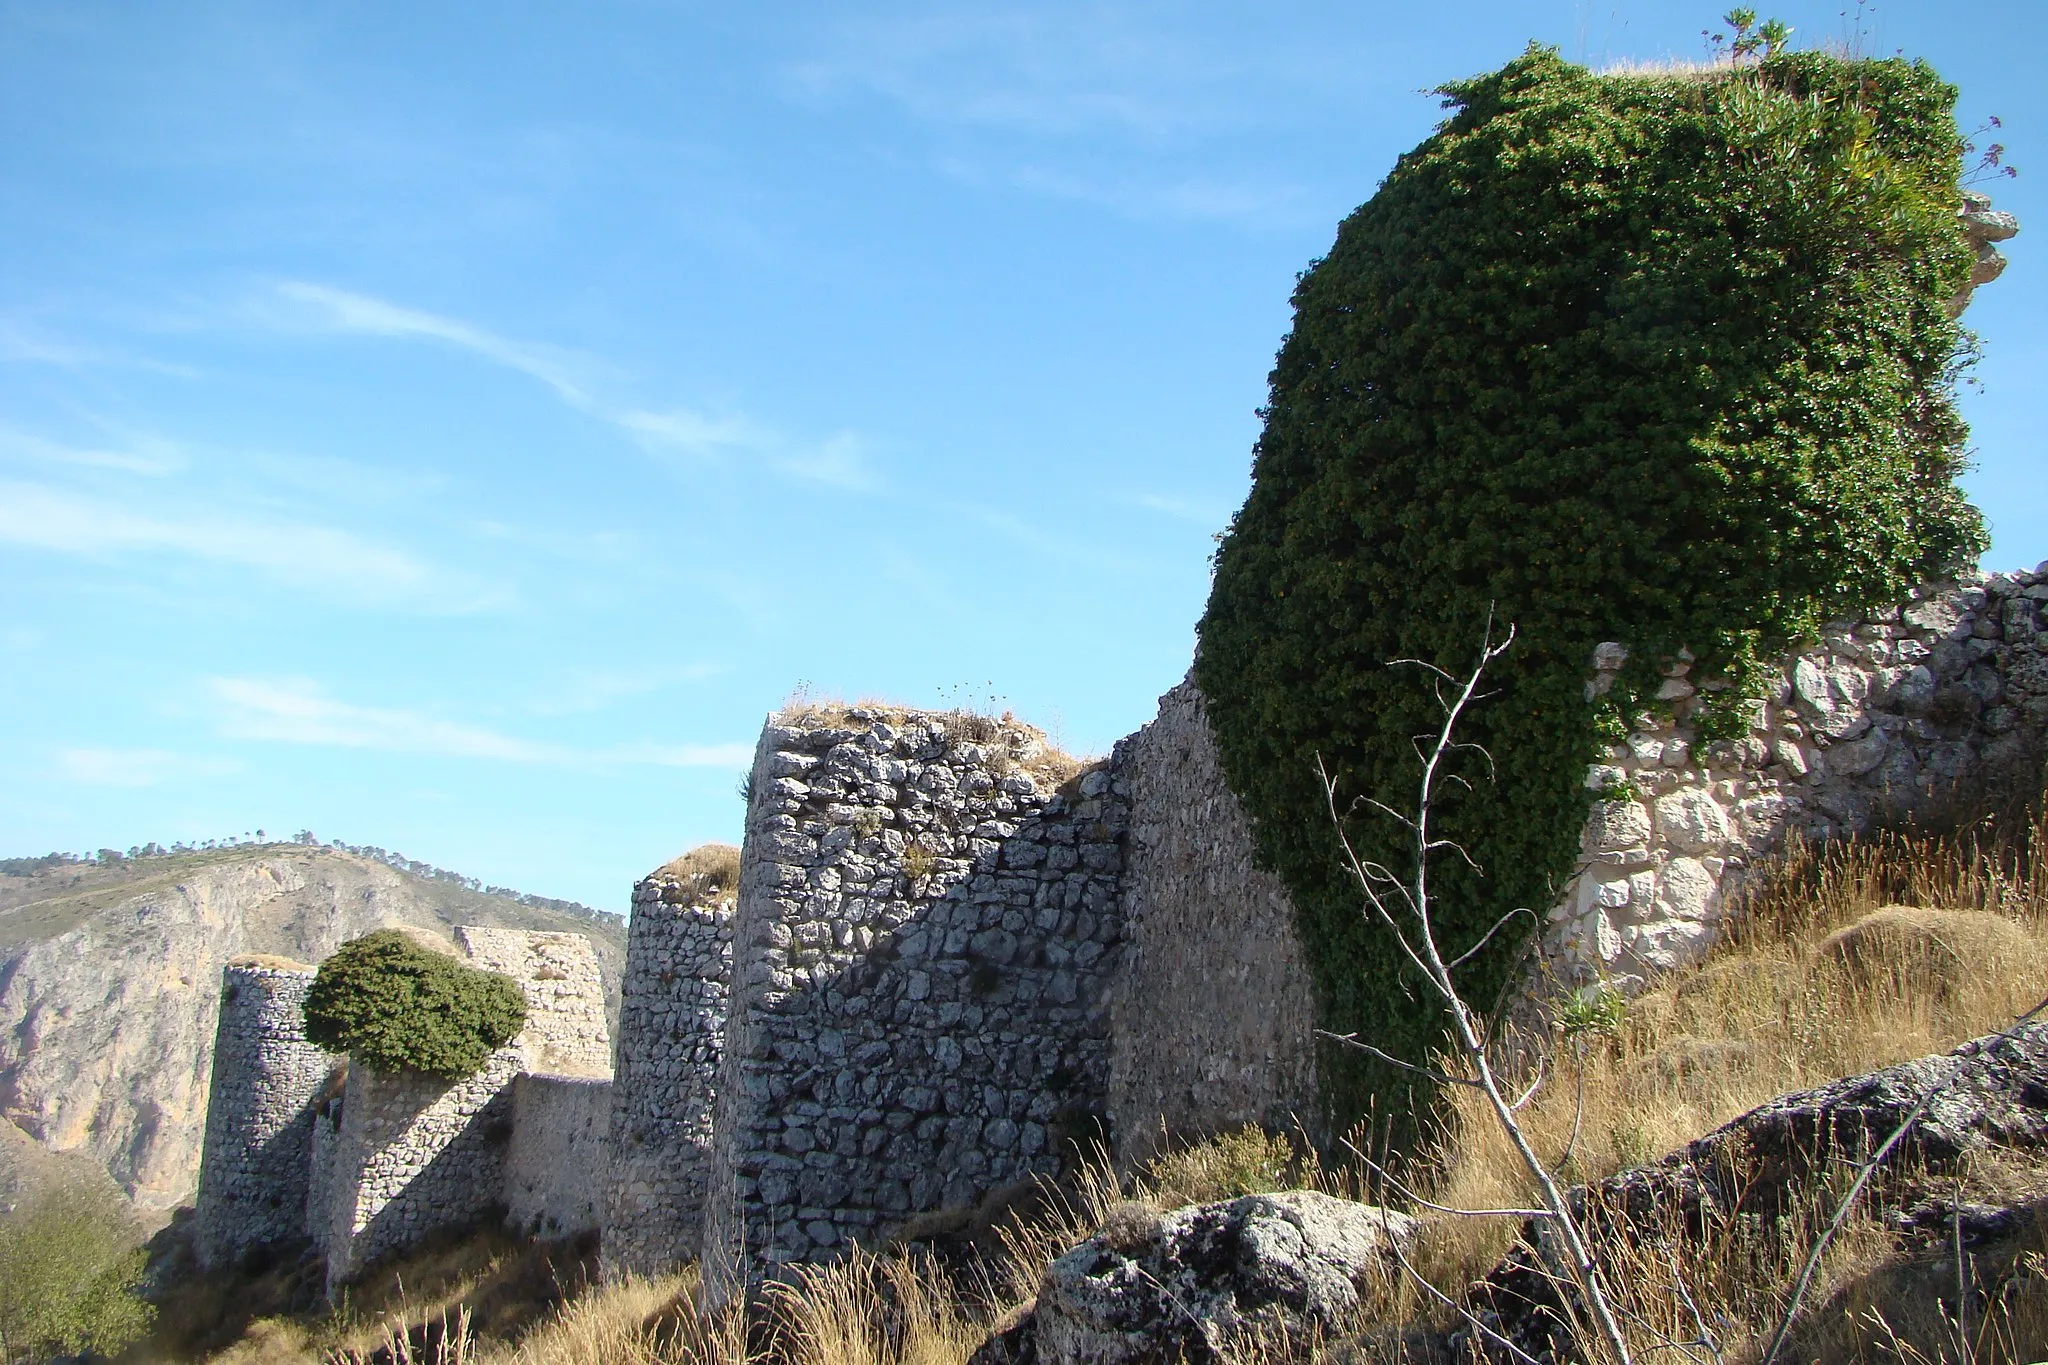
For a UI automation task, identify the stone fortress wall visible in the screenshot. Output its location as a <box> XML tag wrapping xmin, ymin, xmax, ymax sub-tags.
<box><xmin>193</xmin><ymin>188</ymin><xmax>2034</xmax><ymax>1295</ymax></box>
<box><xmin>194</xmin><ymin>564</ymin><xmax>2046</xmax><ymax>1293</ymax></box>
<box><xmin>1549</xmin><ymin>570</ymin><xmax>2048</xmax><ymax>991</ymax></box>
<box><xmin>601</xmin><ymin>870</ymin><xmax>734</xmax><ymax>1279</ymax></box>
<box><xmin>694</xmin><ymin>709</ymin><xmax>1127</xmax><ymax>1298</ymax></box>
<box><xmin>505</xmin><ymin>1073</ymin><xmax>612</xmax><ymax>1240</ymax></box>
<box><xmin>193</xmin><ymin>958</ymin><xmax>338</xmax><ymax>1267</ymax></box>
<box><xmin>1104</xmin><ymin>682</ymin><xmax>1323</xmax><ymax>1168</ymax></box>
<box><xmin>193</xmin><ymin>927</ymin><xmax>615</xmax><ymax>1293</ymax></box>
<box><xmin>319</xmin><ymin>1044</ymin><xmax>528</xmax><ymax>1287</ymax></box>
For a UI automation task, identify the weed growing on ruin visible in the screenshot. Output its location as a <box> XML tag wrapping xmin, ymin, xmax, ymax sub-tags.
<box><xmin>900</xmin><ymin>841</ymin><xmax>936</xmax><ymax>884</ymax></box>
<box><xmin>1139</xmin><ymin>1125</ymin><xmax>1311</xmax><ymax>1209</ymax></box>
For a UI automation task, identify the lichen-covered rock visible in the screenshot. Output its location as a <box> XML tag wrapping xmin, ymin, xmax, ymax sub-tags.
<box><xmin>1002</xmin><ymin>1191</ymin><xmax>1416</xmax><ymax>1365</ymax></box>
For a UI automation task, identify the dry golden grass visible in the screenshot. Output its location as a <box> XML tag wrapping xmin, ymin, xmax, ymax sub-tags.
<box><xmin>654</xmin><ymin>845</ymin><xmax>741</xmax><ymax>899</ymax></box>
<box><xmin>773</xmin><ymin>695</ymin><xmax>1091</xmax><ymax>793</ymax></box>
<box><xmin>1381</xmin><ymin>788</ymin><xmax>2048</xmax><ymax>1361</ymax></box>
<box><xmin>228</xmin><ymin>953</ymin><xmax>314</xmax><ymax>972</ymax></box>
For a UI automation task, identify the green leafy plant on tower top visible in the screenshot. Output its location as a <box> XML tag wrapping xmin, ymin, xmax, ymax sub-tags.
<box><xmin>302</xmin><ymin>930</ymin><xmax>527</xmax><ymax>1080</ymax></box>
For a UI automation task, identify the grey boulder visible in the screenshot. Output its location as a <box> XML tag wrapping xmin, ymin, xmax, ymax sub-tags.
<box><xmin>980</xmin><ymin>1190</ymin><xmax>1417</xmax><ymax>1365</ymax></box>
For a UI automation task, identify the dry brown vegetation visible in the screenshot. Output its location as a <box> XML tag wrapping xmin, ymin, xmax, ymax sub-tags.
<box><xmin>1385</xmin><ymin>783</ymin><xmax>2048</xmax><ymax>1363</ymax></box>
<box><xmin>654</xmin><ymin>846</ymin><xmax>742</xmax><ymax>901</ymax></box>
<box><xmin>772</xmin><ymin>696</ymin><xmax>1092</xmax><ymax>794</ymax></box>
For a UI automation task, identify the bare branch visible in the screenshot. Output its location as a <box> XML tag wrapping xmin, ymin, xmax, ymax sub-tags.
<box><xmin>1509</xmin><ymin>1055</ymin><xmax>1548</xmax><ymax>1112</ymax></box>
<box><xmin>1358</xmin><ymin>796</ymin><xmax>1419</xmax><ymax>831</ymax></box>
<box><xmin>1316</xmin><ymin>610</ymin><xmax>1636</xmax><ymax>1365</ymax></box>
<box><xmin>1314</xmin><ymin>1030</ymin><xmax>1481</xmax><ymax>1088</ymax></box>
<box><xmin>1558</xmin><ymin>1041</ymin><xmax>1589</xmax><ymax>1171</ymax></box>
<box><xmin>1386</xmin><ymin>657</ymin><xmax>1457</xmax><ymax>684</ymax></box>
<box><xmin>1375</xmin><ymin>1212</ymin><xmax>1549</xmax><ymax>1365</ymax></box>
<box><xmin>1447</xmin><ymin>906</ymin><xmax>1538</xmax><ymax>973</ymax></box>
<box><xmin>1425</xmin><ymin>837</ymin><xmax>1485</xmax><ymax>874</ymax></box>
<box><xmin>1663</xmin><ymin>1241</ymin><xmax>1727</xmax><ymax>1365</ymax></box>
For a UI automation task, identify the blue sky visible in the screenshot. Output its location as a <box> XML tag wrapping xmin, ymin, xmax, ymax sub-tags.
<box><xmin>3</xmin><ymin>1</ymin><xmax>2042</xmax><ymax>911</ymax></box>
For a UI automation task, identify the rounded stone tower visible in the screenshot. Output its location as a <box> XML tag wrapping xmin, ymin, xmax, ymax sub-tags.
<box><xmin>194</xmin><ymin>957</ymin><xmax>336</xmax><ymax>1268</ymax></box>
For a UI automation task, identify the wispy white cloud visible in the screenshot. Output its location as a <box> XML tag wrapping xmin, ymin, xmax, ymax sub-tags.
<box><xmin>0</xmin><ymin>479</ymin><xmax>488</xmax><ymax>609</ymax></box>
<box><xmin>0</xmin><ymin>323</ymin><xmax>202</xmax><ymax>376</ymax></box>
<box><xmin>273</xmin><ymin>282</ymin><xmax>821</xmax><ymax>474</ymax></box>
<box><xmin>273</xmin><ymin>282</ymin><xmax>600</xmax><ymax>403</ymax></box>
<box><xmin>55</xmin><ymin>747</ymin><xmax>241</xmax><ymax>788</ymax></box>
<box><xmin>213</xmin><ymin>677</ymin><xmax>552</xmax><ymax>760</ymax></box>
<box><xmin>616</xmin><ymin>407</ymin><xmax>764</xmax><ymax>461</ymax></box>
<box><xmin>211</xmin><ymin>677</ymin><xmax>752</xmax><ymax>768</ymax></box>
<box><xmin>775</xmin><ymin>432</ymin><xmax>874</xmax><ymax>490</ymax></box>
<box><xmin>0</xmin><ymin>427</ymin><xmax>185</xmax><ymax>476</ymax></box>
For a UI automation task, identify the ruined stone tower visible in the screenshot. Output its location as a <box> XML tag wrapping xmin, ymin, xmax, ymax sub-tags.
<box><xmin>193</xmin><ymin>957</ymin><xmax>337</xmax><ymax>1267</ymax></box>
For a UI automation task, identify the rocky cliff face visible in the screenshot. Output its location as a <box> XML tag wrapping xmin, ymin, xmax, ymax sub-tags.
<box><xmin>0</xmin><ymin>846</ymin><xmax>623</xmax><ymax>1215</ymax></box>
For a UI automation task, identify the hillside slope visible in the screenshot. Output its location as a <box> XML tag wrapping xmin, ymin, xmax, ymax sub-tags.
<box><xmin>0</xmin><ymin>845</ymin><xmax>626</xmax><ymax>1215</ymax></box>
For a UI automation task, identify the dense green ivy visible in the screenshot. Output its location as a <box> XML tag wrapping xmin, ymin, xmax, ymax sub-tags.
<box><xmin>303</xmin><ymin>930</ymin><xmax>527</xmax><ymax>1079</ymax></box>
<box><xmin>1194</xmin><ymin>45</ymin><xmax>1985</xmax><ymax>1140</ymax></box>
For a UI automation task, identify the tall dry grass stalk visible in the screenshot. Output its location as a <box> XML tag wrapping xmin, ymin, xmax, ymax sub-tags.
<box><xmin>1401</xmin><ymin>782</ymin><xmax>2048</xmax><ymax>1356</ymax></box>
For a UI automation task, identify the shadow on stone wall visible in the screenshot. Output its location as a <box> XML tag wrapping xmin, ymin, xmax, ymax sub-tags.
<box><xmin>324</xmin><ymin>1054</ymin><xmax>519</xmax><ymax>1290</ymax></box>
<box><xmin>699</xmin><ymin>711</ymin><xmax>1126</xmax><ymax>1298</ymax></box>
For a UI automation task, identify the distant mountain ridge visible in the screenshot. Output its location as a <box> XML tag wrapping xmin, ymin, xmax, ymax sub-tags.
<box><xmin>0</xmin><ymin>842</ymin><xmax>628</xmax><ymax>1217</ymax></box>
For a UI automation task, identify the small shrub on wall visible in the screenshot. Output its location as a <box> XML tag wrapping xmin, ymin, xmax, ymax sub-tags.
<box><xmin>1195</xmin><ymin>44</ymin><xmax>1985</xmax><ymax>1141</ymax></box>
<box><xmin>302</xmin><ymin>930</ymin><xmax>527</xmax><ymax>1079</ymax></box>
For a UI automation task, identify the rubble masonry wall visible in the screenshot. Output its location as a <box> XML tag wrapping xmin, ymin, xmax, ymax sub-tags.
<box><xmin>505</xmin><ymin>1073</ymin><xmax>612</xmax><ymax>1239</ymax></box>
<box><xmin>698</xmin><ymin>709</ymin><xmax>1126</xmax><ymax>1300</ymax></box>
<box><xmin>1105</xmin><ymin>682</ymin><xmax>1322</xmax><ymax>1165</ymax></box>
<box><xmin>193</xmin><ymin>959</ymin><xmax>337</xmax><ymax>1267</ymax></box>
<box><xmin>601</xmin><ymin>880</ymin><xmax>734</xmax><ymax>1278</ymax></box>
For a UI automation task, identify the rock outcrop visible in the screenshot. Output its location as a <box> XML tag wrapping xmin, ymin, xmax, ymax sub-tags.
<box><xmin>0</xmin><ymin>846</ymin><xmax>622</xmax><ymax>1214</ymax></box>
<box><xmin>1473</xmin><ymin>1020</ymin><xmax>2048</xmax><ymax>1360</ymax></box>
<box><xmin>979</xmin><ymin>1191</ymin><xmax>1417</xmax><ymax>1365</ymax></box>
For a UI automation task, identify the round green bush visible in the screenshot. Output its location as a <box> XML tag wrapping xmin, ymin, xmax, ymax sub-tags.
<box><xmin>302</xmin><ymin>930</ymin><xmax>527</xmax><ymax>1079</ymax></box>
<box><xmin>1195</xmin><ymin>45</ymin><xmax>1985</xmax><ymax>1140</ymax></box>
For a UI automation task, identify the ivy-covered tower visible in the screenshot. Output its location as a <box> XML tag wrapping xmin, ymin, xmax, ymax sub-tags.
<box><xmin>1196</xmin><ymin>46</ymin><xmax>1991</xmax><ymax>1135</ymax></box>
